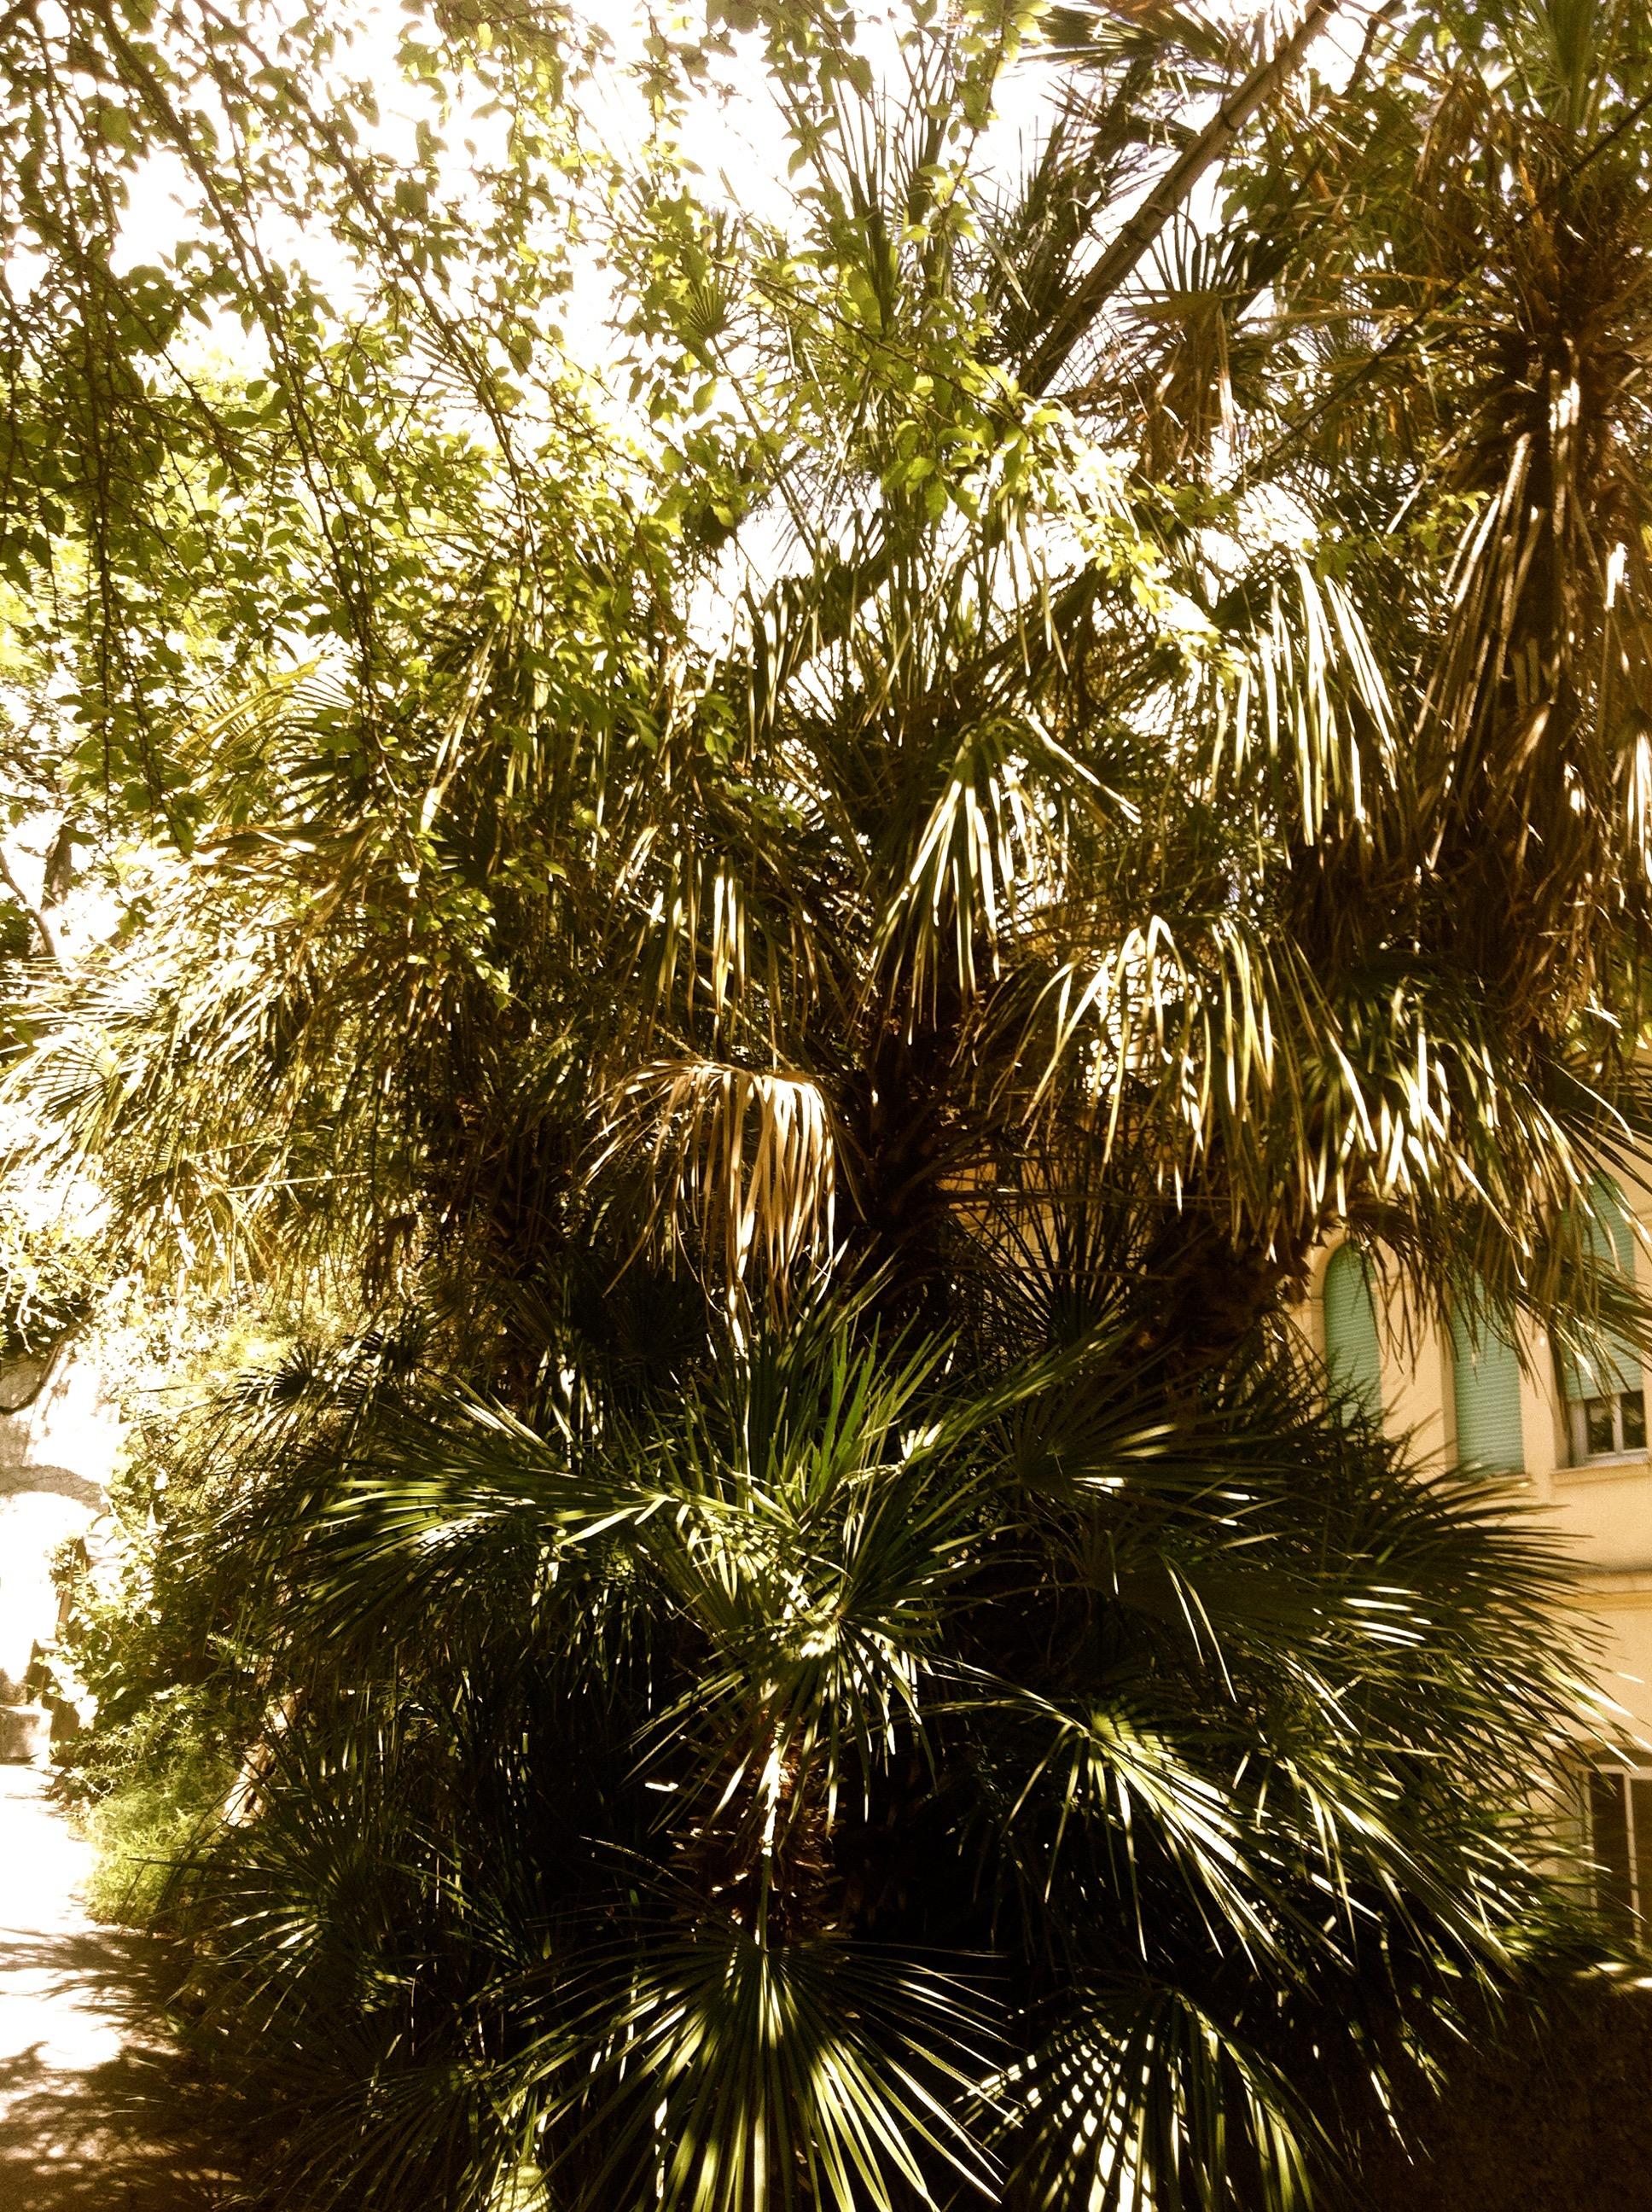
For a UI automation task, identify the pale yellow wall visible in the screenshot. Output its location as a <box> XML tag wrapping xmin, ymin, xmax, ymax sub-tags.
<box><xmin>1300</xmin><ymin>1232</ymin><xmax>1452</xmax><ymax>1466</ymax></box>
<box><xmin>1300</xmin><ymin>1196</ymin><xmax>1652</xmax><ymax>1741</ymax></box>
<box><xmin>1570</xmin><ymin>1575</ymin><xmax>1652</xmax><ymax>1739</ymax></box>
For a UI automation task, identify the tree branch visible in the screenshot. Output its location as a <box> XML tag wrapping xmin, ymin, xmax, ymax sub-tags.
<box><xmin>1024</xmin><ymin>0</ymin><xmax>1348</xmax><ymax>398</ymax></box>
<box><xmin>0</xmin><ymin>843</ymin><xmax>65</xmax><ymax>970</ymax></box>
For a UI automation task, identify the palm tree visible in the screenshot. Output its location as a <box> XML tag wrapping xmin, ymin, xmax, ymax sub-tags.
<box><xmin>15</xmin><ymin>0</ymin><xmax>1652</xmax><ymax>2205</ymax></box>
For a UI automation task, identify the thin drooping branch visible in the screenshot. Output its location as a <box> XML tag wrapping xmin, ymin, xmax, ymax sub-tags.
<box><xmin>0</xmin><ymin>841</ymin><xmax>64</xmax><ymax>969</ymax></box>
<box><xmin>1025</xmin><ymin>0</ymin><xmax>1348</xmax><ymax>398</ymax></box>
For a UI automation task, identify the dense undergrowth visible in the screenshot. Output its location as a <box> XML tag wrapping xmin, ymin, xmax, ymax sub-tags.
<box><xmin>50</xmin><ymin>1376</ymin><xmax>265</xmax><ymax>1924</ymax></box>
<box><xmin>44</xmin><ymin>1269</ymin><xmax>1628</xmax><ymax>2212</ymax></box>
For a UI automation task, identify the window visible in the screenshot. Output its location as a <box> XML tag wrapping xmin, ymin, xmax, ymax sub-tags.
<box><xmin>1572</xmin><ymin>1387</ymin><xmax>1647</xmax><ymax>1462</ymax></box>
<box><xmin>1450</xmin><ymin>1301</ymin><xmax>1524</xmax><ymax>1474</ymax></box>
<box><xmin>1562</xmin><ymin>1179</ymin><xmax>1646</xmax><ymax>1465</ymax></box>
<box><xmin>1588</xmin><ymin>1767</ymin><xmax>1652</xmax><ymax>1933</ymax></box>
<box><xmin>1323</xmin><ymin>1245</ymin><xmax>1382</xmax><ymax>1423</ymax></box>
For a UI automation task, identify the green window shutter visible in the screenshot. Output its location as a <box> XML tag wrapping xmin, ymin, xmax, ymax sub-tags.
<box><xmin>1450</xmin><ymin>1303</ymin><xmax>1524</xmax><ymax>1474</ymax></box>
<box><xmin>1323</xmin><ymin>1246</ymin><xmax>1382</xmax><ymax>1422</ymax></box>
<box><xmin>1563</xmin><ymin>1179</ymin><xmax>1643</xmax><ymax>1400</ymax></box>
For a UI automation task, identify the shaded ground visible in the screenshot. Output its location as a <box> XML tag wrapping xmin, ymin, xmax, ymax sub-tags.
<box><xmin>1359</xmin><ymin>1980</ymin><xmax>1652</xmax><ymax>2212</ymax></box>
<box><xmin>0</xmin><ymin>1764</ymin><xmax>222</xmax><ymax>2209</ymax></box>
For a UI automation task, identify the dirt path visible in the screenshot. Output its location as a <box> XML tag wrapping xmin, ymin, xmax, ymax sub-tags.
<box><xmin>0</xmin><ymin>1764</ymin><xmax>222</xmax><ymax>2209</ymax></box>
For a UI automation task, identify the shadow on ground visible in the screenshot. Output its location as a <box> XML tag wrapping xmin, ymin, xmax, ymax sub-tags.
<box><xmin>0</xmin><ymin>1915</ymin><xmax>226</xmax><ymax>2209</ymax></box>
<box><xmin>1358</xmin><ymin>1982</ymin><xmax>1652</xmax><ymax>2212</ymax></box>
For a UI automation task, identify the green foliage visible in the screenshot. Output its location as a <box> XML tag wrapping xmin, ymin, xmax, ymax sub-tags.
<box><xmin>10</xmin><ymin>0</ymin><xmax>1652</xmax><ymax>1358</ymax></box>
<box><xmin>76</xmin><ymin>1692</ymin><xmax>240</xmax><ymax>1926</ymax></box>
<box><xmin>91</xmin><ymin>1294</ymin><xmax>1601</xmax><ymax>2212</ymax></box>
<box><xmin>0</xmin><ymin>1216</ymin><xmax>96</xmax><ymax>1359</ymax></box>
<box><xmin>0</xmin><ymin>897</ymin><xmax>32</xmax><ymax>964</ymax></box>
<box><xmin>14</xmin><ymin>0</ymin><xmax>1652</xmax><ymax>2207</ymax></box>
<box><xmin>50</xmin><ymin>1332</ymin><xmax>282</xmax><ymax>1914</ymax></box>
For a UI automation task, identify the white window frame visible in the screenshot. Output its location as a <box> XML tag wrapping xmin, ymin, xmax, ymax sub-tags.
<box><xmin>1567</xmin><ymin>1385</ymin><xmax>1649</xmax><ymax>1466</ymax></box>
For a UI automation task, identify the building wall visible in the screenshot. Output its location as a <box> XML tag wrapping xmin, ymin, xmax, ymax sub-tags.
<box><xmin>1300</xmin><ymin>1179</ymin><xmax>1652</xmax><ymax>1743</ymax></box>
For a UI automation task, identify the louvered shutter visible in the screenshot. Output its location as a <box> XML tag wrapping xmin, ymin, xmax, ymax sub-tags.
<box><xmin>1323</xmin><ymin>1246</ymin><xmax>1382</xmax><ymax>1422</ymax></box>
<box><xmin>1564</xmin><ymin>1179</ymin><xmax>1643</xmax><ymax>1400</ymax></box>
<box><xmin>1450</xmin><ymin>1304</ymin><xmax>1524</xmax><ymax>1474</ymax></box>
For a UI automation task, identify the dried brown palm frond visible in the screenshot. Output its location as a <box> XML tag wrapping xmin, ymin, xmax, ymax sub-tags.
<box><xmin>598</xmin><ymin>1060</ymin><xmax>839</xmax><ymax>1309</ymax></box>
